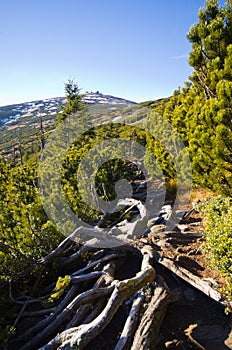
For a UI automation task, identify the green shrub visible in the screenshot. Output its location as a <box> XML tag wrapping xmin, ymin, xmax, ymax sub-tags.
<box><xmin>198</xmin><ymin>195</ymin><xmax>232</xmax><ymax>299</ymax></box>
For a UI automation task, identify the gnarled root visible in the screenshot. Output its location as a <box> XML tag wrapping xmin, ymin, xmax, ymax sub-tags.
<box><xmin>10</xmin><ymin>242</ymin><xmax>171</xmax><ymax>350</ymax></box>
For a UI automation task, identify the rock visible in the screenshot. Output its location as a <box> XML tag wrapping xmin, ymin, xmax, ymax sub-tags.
<box><xmin>225</xmin><ymin>330</ymin><xmax>232</xmax><ymax>349</ymax></box>
<box><xmin>185</xmin><ymin>324</ymin><xmax>231</xmax><ymax>350</ymax></box>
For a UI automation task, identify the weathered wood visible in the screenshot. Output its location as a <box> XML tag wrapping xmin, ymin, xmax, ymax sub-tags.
<box><xmin>19</xmin><ymin>286</ymin><xmax>114</xmax><ymax>350</ymax></box>
<box><xmin>38</xmin><ymin>230</ymin><xmax>81</xmax><ymax>264</ymax></box>
<box><xmin>13</xmin><ymin>299</ymin><xmax>30</xmax><ymax>327</ymax></box>
<box><xmin>130</xmin><ymin>275</ymin><xmax>171</xmax><ymax>350</ymax></box>
<box><xmin>16</xmin><ymin>252</ymin><xmax>118</xmax><ymax>347</ymax></box>
<box><xmin>61</xmin><ymin>246</ymin><xmax>98</xmax><ymax>266</ymax></box>
<box><xmin>82</xmin><ymin>298</ymin><xmax>106</xmax><ymax>324</ymax></box>
<box><xmin>11</xmin><ymin>233</ymin><xmax>88</xmax><ymax>281</ymax></box>
<box><xmin>70</xmin><ymin>253</ymin><xmax>124</xmax><ymax>277</ymax></box>
<box><xmin>19</xmin><ymin>308</ymin><xmax>56</xmax><ymax>317</ymax></box>
<box><xmin>65</xmin><ymin>304</ymin><xmax>91</xmax><ymax>330</ymax></box>
<box><xmin>156</xmin><ymin>255</ymin><xmax>232</xmax><ymax>309</ymax></box>
<box><xmin>16</xmin><ymin>285</ymin><xmax>79</xmax><ymax>342</ymax></box>
<box><xmin>40</xmin><ymin>248</ymin><xmax>156</xmax><ymax>350</ymax></box>
<box><xmin>8</xmin><ymin>191</ymin><xmax>232</xmax><ymax>350</ymax></box>
<box><xmin>109</xmin><ymin>198</ymin><xmax>149</xmax><ymax>241</ymax></box>
<box><xmin>113</xmin><ymin>290</ymin><xmax>145</xmax><ymax>350</ymax></box>
<box><xmin>66</xmin><ymin>262</ymin><xmax>116</xmax><ymax>329</ymax></box>
<box><xmin>71</xmin><ymin>271</ymin><xmax>104</xmax><ymax>284</ymax></box>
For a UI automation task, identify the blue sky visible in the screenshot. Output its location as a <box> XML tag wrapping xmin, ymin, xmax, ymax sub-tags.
<box><xmin>0</xmin><ymin>0</ymin><xmax>225</xmax><ymax>106</ymax></box>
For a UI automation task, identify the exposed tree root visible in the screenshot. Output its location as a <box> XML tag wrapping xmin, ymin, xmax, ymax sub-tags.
<box><xmin>8</xmin><ymin>199</ymin><xmax>231</xmax><ymax>350</ymax></box>
<box><xmin>38</xmin><ymin>246</ymin><xmax>155</xmax><ymax>350</ymax></box>
<box><xmin>113</xmin><ymin>290</ymin><xmax>145</xmax><ymax>350</ymax></box>
<box><xmin>130</xmin><ymin>275</ymin><xmax>171</xmax><ymax>350</ymax></box>
<box><xmin>156</xmin><ymin>255</ymin><xmax>232</xmax><ymax>309</ymax></box>
<box><xmin>9</xmin><ymin>237</ymin><xmax>163</xmax><ymax>350</ymax></box>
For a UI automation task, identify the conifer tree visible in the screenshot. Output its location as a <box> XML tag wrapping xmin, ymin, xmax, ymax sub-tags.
<box><xmin>58</xmin><ymin>79</ymin><xmax>87</xmax><ymax>122</ymax></box>
<box><xmin>156</xmin><ymin>0</ymin><xmax>232</xmax><ymax>195</ymax></box>
<box><xmin>186</xmin><ymin>0</ymin><xmax>232</xmax><ymax>194</ymax></box>
<box><xmin>187</xmin><ymin>0</ymin><xmax>232</xmax><ymax>99</ymax></box>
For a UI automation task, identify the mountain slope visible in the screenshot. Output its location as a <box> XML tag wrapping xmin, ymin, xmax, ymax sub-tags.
<box><xmin>0</xmin><ymin>92</ymin><xmax>138</xmax><ymax>158</ymax></box>
<box><xmin>0</xmin><ymin>92</ymin><xmax>136</xmax><ymax>127</ymax></box>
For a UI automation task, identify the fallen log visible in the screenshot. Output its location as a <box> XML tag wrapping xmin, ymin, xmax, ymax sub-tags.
<box><xmin>156</xmin><ymin>255</ymin><xmax>232</xmax><ymax>309</ymax></box>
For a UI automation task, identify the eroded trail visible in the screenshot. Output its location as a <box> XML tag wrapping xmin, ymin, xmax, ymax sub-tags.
<box><xmin>7</xmin><ymin>194</ymin><xmax>232</xmax><ymax>350</ymax></box>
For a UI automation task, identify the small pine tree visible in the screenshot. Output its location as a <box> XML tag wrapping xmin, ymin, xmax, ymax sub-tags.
<box><xmin>58</xmin><ymin>79</ymin><xmax>87</xmax><ymax>122</ymax></box>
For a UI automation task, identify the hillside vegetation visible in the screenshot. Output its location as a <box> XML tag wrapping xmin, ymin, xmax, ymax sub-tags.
<box><xmin>153</xmin><ymin>0</ymin><xmax>232</xmax><ymax>298</ymax></box>
<box><xmin>155</xmin><ymin>0</ymin><xmax>232</xmax><ymax>195</ymax></box>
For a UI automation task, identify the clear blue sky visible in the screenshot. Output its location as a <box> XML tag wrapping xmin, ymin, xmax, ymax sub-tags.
<box><xmin>0</xmin><ymin>0</ymin><xmax>225</xmax><ymax>106</ymax></box>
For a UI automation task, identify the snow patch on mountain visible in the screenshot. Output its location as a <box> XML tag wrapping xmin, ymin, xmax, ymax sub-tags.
<box><xmin>0</xmin><ymin>92</ymin><xmax>136</xmax><ymax>127</ymax></box>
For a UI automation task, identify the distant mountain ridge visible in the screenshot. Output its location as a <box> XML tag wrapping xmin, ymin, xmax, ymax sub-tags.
<box><xmin>0</xmin><ymin>92</ymin><xmax>136</xmax><ymax>128</ymax></box>
<box><xmin>0</xmin><ymin>92</ymin><xmax>141</xmax><ymax>158</ymax></box>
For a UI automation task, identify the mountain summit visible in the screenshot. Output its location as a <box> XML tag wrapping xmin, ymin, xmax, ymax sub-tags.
<box><xmin>0</xmin><ymin>91</ymin><xmax>136</xmax><ymax>127</ymax></box>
